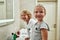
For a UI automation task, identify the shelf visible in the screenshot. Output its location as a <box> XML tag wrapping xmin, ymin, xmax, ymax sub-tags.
<box><xmin>0</xmin><ymin>19</ymin><xmax>14</xmax><ymax>27</ymax></box>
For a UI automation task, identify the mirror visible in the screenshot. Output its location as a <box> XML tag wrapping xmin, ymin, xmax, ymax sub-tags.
<box><xmin>5</xmin><ymin>0</ymin><xmax>13</xmax><ymax>19</ymax></box>
<box><xmin>0</xmin><ymin>0</ymin><xmax>14</xmax><ymax>26</ymax></box>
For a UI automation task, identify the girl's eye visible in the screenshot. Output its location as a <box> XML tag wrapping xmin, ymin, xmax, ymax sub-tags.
<box><xmin>39</xmin><ymin>11</ymin><xmax>43</xmax><ymax>13</ymax></box>
<box><xmin>34</xmin><ymin>11</ymin><xmax>38</xmax><ymax>13</ymax></box>
<box><xmin>34</xmin><ymin>11</ymin><xmax>43</xmax><ymax>13</ymax></box>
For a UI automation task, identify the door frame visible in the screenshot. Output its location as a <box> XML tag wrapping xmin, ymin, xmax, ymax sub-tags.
<box><xmin>56</xmin><ymin>0</ymin><xmax>60</xmax><ymax>40</ymax></box>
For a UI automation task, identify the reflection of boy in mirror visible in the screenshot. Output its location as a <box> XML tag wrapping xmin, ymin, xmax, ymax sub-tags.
<box><xmin>30</xmin><ymin>4</ymin><xmax>50</xmax><ymax>40</ymax></box>
<box><xmin>20</xmin><ymin>10</ymin><xmax>36</xmax><ymax>40</ymax></box>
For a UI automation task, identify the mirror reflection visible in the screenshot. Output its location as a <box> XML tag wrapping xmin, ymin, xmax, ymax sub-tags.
<box><xmin>0</xmin><ymin>0</ymin><xmax>13</xmax><ymax>20</ymax></box>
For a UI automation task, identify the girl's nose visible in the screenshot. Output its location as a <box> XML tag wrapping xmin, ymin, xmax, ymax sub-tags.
<box><xmin>37</xmin><ymin>12</ymin><xmax>40</xmax><ymax>15</ymax></box>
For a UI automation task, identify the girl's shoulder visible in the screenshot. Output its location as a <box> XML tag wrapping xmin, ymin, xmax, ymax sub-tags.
<box><xmin>29</xmin><ymin>18</ymin><xmax>37</xmax><ymax>24</ymax></box>
<box><xmin>41</xmin><ymin>21</ymin><xmax>50</xmax><ymax>31</ymax></box>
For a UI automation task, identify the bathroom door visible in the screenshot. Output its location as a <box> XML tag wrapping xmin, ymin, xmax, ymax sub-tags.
<box><xmin>38</xmin><ymin>2</ymin><xmax>57</xmax><ymax>40</ymax></box>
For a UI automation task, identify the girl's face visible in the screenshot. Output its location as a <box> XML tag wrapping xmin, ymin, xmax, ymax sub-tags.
<box><xmin>34</xmin><ymin>6</ymin><xmax>45</xmax><ymax>21</ymax></box>
<box><xmin>21</xmin><ymin>13</ymin><xmax>29</xmax><ymax>21</ymax></box>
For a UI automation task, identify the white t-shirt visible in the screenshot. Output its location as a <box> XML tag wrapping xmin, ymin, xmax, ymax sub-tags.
<box><xmin>30</xmin><ymin>21</ymin><xmax>50</xmax><ymax>40</ymax></box>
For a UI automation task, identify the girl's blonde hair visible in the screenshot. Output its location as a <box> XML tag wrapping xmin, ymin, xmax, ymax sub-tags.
<box><xmin>21</xmin><ymin>10</ymin><xmax>32</xmax><ymax>19</ymax></box>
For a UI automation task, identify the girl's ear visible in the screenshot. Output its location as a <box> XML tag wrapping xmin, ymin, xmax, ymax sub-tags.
<box><xmin>44</xmin><ymin>14</ymin><xmax>46</xmax><ymax>17</ymax></box>
<box><xmin>45</xmin><ymin>14</ymin><xmax>46</xmax><ymax>16</ymax></box>
<box><xmin>44</xmin><ymin>13</ymin><xmax>46</xmax><ymax>16</ymax></box>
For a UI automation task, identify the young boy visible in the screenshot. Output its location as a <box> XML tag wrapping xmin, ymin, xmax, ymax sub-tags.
<box><xmin>30</xmin><ymin>4</ymin><xmax>50</xmax><ymax>40</ymax></box>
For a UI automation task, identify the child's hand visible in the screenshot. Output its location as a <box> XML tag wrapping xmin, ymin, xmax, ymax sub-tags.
<box><xmin>17</xmin><ymin>31</ymin><xmax>20</xmax><ymax>35</ymax></box>
<box><xmin>16</xmin><ymin>31</ymin><xmax>20</xmax><ymax>38</ymax></box>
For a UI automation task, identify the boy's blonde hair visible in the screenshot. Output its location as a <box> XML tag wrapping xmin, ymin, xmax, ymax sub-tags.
<box><xmin>21</xmin><ymin>10</ymin><xmax>32</xmax><ymax>19</ymax></box>
<box><xmin>35</xmin><ymin>4</ymin><xmax>46</xmax><ymax>14</ymax></box>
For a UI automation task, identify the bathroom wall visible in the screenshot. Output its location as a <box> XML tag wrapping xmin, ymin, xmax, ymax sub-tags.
<box><xmin>20</xmin><ymin>0</ymin><xmax>36</xmax><ymax>17</ymax></box>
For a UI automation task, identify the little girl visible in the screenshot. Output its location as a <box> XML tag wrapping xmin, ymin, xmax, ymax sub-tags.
<box><xmin>30</xmin><ymin>4</ymin><xmax>50</xmax><ymax>40</ymax></box>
